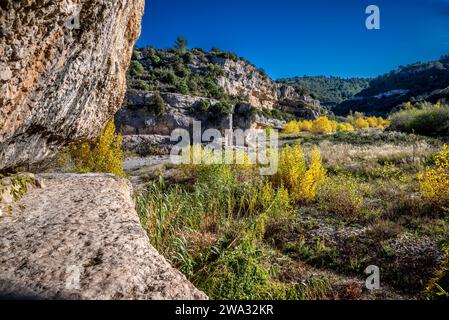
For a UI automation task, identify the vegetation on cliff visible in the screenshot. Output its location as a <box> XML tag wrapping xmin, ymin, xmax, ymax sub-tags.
<box><xmin>128</xmin><ymin>42</ymin><xmax>233</xmax><ymax>101</ymax></box>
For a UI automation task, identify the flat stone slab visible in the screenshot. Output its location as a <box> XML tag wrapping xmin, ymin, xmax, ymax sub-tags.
<box><xmin>0</xmin><ymin>173</ymin><xmax>207</xmax><ymax>300</ymax></box>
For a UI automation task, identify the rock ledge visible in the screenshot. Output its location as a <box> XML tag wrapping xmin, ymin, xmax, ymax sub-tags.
<box><xmin>0</xmin><ymin>173</ymin><xmax>207</xmax><ymax>300</ymax></box>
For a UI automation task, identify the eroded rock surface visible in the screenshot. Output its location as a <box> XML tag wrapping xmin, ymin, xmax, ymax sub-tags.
<box><xmin>0</xmin><ymin>173</ymin><xmax>207</xmax><ymax>300</ymax></box>
<box><xmin>0</xmin><ymin>0</ymin><xmax>144</xmax><ymax>171</ymax></box>
<box><xmin>214</xmin><ymin>57</ymin><xmax>322</xmax><ymax>116</ymax></box>
<box><xmin>116</xmin><ymin>91</ymin><xmax>231</xmax><ymax>136</ymax></box>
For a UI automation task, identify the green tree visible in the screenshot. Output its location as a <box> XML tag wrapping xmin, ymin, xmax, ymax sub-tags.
<box><xmin>174</xmin><ymin>36</ymin><xmax>188</xmax><ymax>54</ymax></box>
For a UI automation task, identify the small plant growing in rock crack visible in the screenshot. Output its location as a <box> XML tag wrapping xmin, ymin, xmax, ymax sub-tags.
<box><xmin>0</xmin><ymin>174</ymin><xmax>35</xmax><ymax>215</ymax></box>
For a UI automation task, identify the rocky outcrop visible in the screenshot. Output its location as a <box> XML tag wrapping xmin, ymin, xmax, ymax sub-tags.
<box><xmin>0</xmin><ymin>0</ymin><xmax>144</xmax><ymax>171</ymax></box>
<box><xmin>214</xmin><ymin>57</ymin><xmax>322</xmax><ymax>117</ymax></box>
<box><xmin>116</xmin><ymin>91</ymin><xmax>292</xmax><ymax>154</ymax></box>
<box><xmin>0</xmin><ymin>173</ymin><xmax>207</xmax><ymax>300</ymax></box>
<box><xmin>122</xmin><ymin>135</ymin><xmax>174</xmax><ymax>156</ymax></box>
<box><xmin>116</xmin><ymin>90</ymin><xmax>232</xmax><ymax>136</ymax></box>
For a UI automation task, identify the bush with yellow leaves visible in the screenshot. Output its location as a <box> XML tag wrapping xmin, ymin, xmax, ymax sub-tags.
<box><xmin>272</xmin><ymin>144</ymin><xmax>306</xmax><ymax>197</ymax></box>
<box><xmin>282</xmin><ymin>120</ymin><xmax>313</xmax><ymax>134</ymax></box>
<box><xmin>272</xmin><ymin>145</ymin><xmax>326</xmax><ymax>203</ymax></box>
<box><xmin>69</xmin><ymin>120</ymin><xmax>124</xmax><ymax>177</ymax></box>
<box><xmin>337</xmin><ymin>123</ymin><xmax>355</xmax><ymax>132</ymax></box>
<box><xmin>298</xmin><ymin>120</ymin><xmax>313</xmax><ymax>132</ymax></box>
<box><xmin>353</xmin><ymin>117</ymin><xmax>370</xmax><ymax>129</ymax></box>
<box><xmin>310</xmin><ymin>116</ymin><xmax>336</xmax><ymax>134</ymax></box>
<box><xmin>299</xmin><ymin>147</ymin><xmax>327</xmax><ymax>203</ymax></box>
<box><xmin>377</xmin><ymin>117</ymin><xmax>390</xmax><ymax>128</ymax></box>
<box><xmin>282</xmin><ymin>115</ymin><xmax>388</xmax><ymax>135</ymax></box>
<box><xmin>366</xmin><ymin>117</ymin><xmax>379</xmax><ymax>128</ymax></box>
<box><xmin>282</xmin><ymin>121</ymin><xmax>300</xmax><ymax>134</ymax></box>
<box><xmin>419</xmin><ymin>145</ymin><xmax>449</xmax><ymax>211</ymax></box>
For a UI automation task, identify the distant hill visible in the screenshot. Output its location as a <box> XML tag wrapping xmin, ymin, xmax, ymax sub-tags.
<box><xmin>277</xmin><ymin>76</ymin><xmax>370</xmax><ymax>108</ymax></box>
<box><xmin>333</xmin><ymin>54</ymin><xmax>449</xmax><ymax>116</ymax></box>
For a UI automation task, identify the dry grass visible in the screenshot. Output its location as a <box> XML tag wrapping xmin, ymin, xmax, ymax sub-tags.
<box><xmin>317</xmin><ymin>141</ymin><xmax>437</xmax><ymax>175</ymax></box>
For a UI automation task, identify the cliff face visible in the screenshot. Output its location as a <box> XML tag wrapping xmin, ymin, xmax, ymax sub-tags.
<box><xmin>117</xmin><ymin>48</ymin><xmax>323</xmax><ymax>140</ymax></box>
<box><xmin>214</xmin><ymin>57</ymin><xmax>322</xmax><ymax>116</ymax></box>
<box><xmin>117</xmin><ymin>90</ymin><xmax>231</xmax><ymax>136</ymax></box>
<box><xmin>0</xmin><ymin>0</ymin><xmax>144</xmax><ymax>171</ymax></box>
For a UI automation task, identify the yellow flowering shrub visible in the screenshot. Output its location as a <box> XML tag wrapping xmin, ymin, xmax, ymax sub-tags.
<box><xmin>272</xmin><ymin>145</ymin><xmax>307</xmax><ymax>199</ymax></box>
<box><xmin>282</xmin><ymin>120</ymin><xmax>314</xmax><ymax>134</ymax></box>
<box><xmin>311</xmin><ymin>116</ymin><xmax>335</xmax><ymax>134</ymax></box>
<box><xmin>337</xmin><ymin>123</ymin><xmax>355</xmax><ymax>132</ymax></box>
<box><xmin>70</xmin><ymin>120</ymin><xmax>124</xmax><ymax>177</ymax></box>
<box><xmin>299</xmin><ymin>146</ymin><xmax>327</xmax><ymax>203</ymax></box>
<box><xmin>377</xmin><ymin>117</ymin><xmax>390</xmax><ymax>128</ymax></box>
<box><xmin>272</xmin><ymin>145</ymin><xmax>326</xmax><ymax>203</ymax></box>
<box><xmin>330</xmin><ymin>119</ymin><xmax>338</xmax><ymax>132</ymax></box>
<box><xmin>353</xmin><ymin>117</ymin><xmax>369</xmax><ymax>129</ymax></box>
<box><xmin>282</xmin><ymin>115</ymin><xmax>388</xmax><ymax>135</ymax></box>
<box><xmin>282</xmin><ymin>121</ymin><xmax>300</xmax><ymax>134</ymax></box>
<box><xmin>366</xmin><ymin>117</ymin><xmax>379</xmax><ymax>128</ymax></box>
<box><xmin>419</xmin><ymin>145</ymin><xmax>449</xmax><ymax>210</ymax></box>
<box><xmin>298</xmin><ymin>120</ymin><xmax>313</xmax><ymax>132</ymax></box>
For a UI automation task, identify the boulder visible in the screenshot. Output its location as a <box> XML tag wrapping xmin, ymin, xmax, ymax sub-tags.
<box><xmin>0</xmin><ymin>173</ymin><xmax>207</xmax><ymax>300</ymax></box>
<box><xmin>0</xmin><ymin>0</ymin><xmax>144</xmax><ymax>171</ymax></box>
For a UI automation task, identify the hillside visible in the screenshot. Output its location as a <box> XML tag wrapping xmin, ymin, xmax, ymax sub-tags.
<box><xmin>125</xmin><ymin>46</ymin><xmax>324</xmax><ymax>119</ymax></box>
<box><xmin>277</xmin><ymin>76</ymin><xmax>370</xmax><ymax>108</ymax></box>
<box><xmin>334</xmin><ymin>55</ymin><xmax>449</xmax><ymax>116</ymax></box>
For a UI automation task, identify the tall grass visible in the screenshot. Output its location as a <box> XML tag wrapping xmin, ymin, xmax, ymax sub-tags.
<box><xmin>136</xmin><ymin>147</ymin><xmax>332</xmax><ymax>299</ymax></box>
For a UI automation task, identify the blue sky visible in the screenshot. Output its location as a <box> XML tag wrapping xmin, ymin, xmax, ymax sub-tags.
<box><xmin>137</xmin><ymin>0</ymin><xmax>449</xmax><ymax>79</ymax></box>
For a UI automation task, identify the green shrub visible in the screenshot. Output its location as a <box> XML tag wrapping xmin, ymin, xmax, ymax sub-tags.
<box><xmin>161</xmin><ymin>69</ymin><xmax>179</xmax><ymax>86</ymax></box>
<box><xmin>174</xmin><ymin>35</ymin><xmax>188</xmax><ymax>54</ymax></box>
<box><xmin>150</xmin><ymin>92</ymin><xmax>165</xmax><ymax>116</ymax></box>
<box><xmin>177</xmin><ymin>79</ymin><xmax>190</xmax><ymax>95</ymax></box>
<box><xmin>198</xmin><ymin>99</ymin><xmax>211</xmax><ymax>112</ymax></box>
<box><xmin>195</xmin><ymin>241</ymin><xmax>330</xmax><ymax>300</ymax></box>
<box><xmin>130</xmin><ymin>61</ymin><xmax>144</xmax><ymax>77</ymax></box>
<box><xmin>150</xmin><ymin>54</ymin><xmax>161</xmax><ymax>64</ymax></box>
<box><xmin>204</xmin><ymin>78</ymin><xmax>225</xmax><ymax>99</ymax></box>
<box><xmin>137</xmin><ymin>79</ymin><xmax>151</xmax><ymax>91</ymax></box>
<box><xmin>317</xmin><ymin>174</ymin><xmax>364</xmax><ymax>217</ymax></box>
<box><xmin>215</xmin><ymin>99</ymin><xmax>233</xmax><ymax>115</ymax></box>
<box><xmin>389</xmin><ymin>103</ymin><xmax>449</xmax><ymax>137</ymax></box>
<box><xmin>174</xmin><ymin>62</ymin><xmax>190</xmax><ymax>78</ymax></box>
